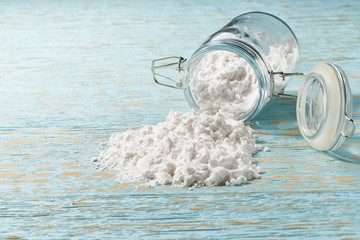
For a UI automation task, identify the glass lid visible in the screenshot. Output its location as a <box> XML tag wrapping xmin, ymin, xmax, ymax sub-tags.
<box><xmin>296</xmin><ymin>62</ymin><xmax>355</xmax><ymax>152</ymax></box>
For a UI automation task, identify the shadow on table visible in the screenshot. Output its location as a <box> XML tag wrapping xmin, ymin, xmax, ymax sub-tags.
<box><xmin>253</xmin><ymin>95</ymin><xmax>298</xmax><ymax>130</ymax></box>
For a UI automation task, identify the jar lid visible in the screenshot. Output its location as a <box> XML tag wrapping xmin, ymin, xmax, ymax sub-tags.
<box><xmin>296</xmin><ymin>62</ymin><xmax>355</xmax><ymax>152</ymax></box>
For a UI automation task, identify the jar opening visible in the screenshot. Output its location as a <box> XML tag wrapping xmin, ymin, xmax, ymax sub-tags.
<box><xmin>183</xmin><ymin>41</ymin><xmax>271</xmax><ymax>121</ymax></box>
<box><xmin>184</xmin><ymin>49</ymin><xmax>263</xmax><ymax>120</ymax></box>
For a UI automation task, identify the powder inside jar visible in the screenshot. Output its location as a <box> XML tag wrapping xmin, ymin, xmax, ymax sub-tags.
<box><xmin>189</xmin><ymin>43</ymin><xmax>299</xmax><ymax>120</ymax></box>
<box><xmin>190</xmin><ymin>50</ymin><xmax>259</xmax><ymax>120</ymax></box>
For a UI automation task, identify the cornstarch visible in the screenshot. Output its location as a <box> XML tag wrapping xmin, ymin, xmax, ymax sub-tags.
<box><xmin>97</xmin><ymin>111</ymin><xmax>262</xmax><ymax>187</ymax></box>
<box><xmin>191</xmin><ymin>50</ymin><xmax>259</xmax><ymax>119</ymax></box>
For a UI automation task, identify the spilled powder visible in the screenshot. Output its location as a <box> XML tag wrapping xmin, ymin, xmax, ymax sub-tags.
<box><xmin>96</xmin><ymin>110</ymin><xmax>262</xmax><ymax>187</ymax></box>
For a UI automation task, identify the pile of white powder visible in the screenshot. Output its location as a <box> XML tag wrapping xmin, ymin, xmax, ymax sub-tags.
<box><xmin>96</xmin><ymin>110</ymin><xmax>262</xmax><ymax>187</ymax></box>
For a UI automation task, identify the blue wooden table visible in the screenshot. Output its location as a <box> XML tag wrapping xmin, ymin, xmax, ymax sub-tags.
<box><xmin>0</xmin><ymin>0</ymin><xmax>359</xmax><ymax>239</ymax></box>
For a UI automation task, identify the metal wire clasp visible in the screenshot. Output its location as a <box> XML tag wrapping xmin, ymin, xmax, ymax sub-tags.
<box><xmin>271</xmin><ymin>71</ymin><xmax>306</xmax><ymax>80</ymax></box>
<box><xmin>151</xmin><ymin>56</ymin><xmax>187</xmax><ymax>89</ymax></box>
<box><xmin>270</xmin><ymin>71</ymin><xmax>306</xmax><ymax>98</ymax></box>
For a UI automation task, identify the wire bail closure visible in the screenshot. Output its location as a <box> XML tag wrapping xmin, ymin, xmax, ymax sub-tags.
<box><xmin>270</xmin><ymin>71</ymin><xmax>306</xmax><ymax>97</ymax></box>
<box><xmin>151</xmin><ymin>56</ymin><xmax>187</xmax><ymax>89</ymax></box>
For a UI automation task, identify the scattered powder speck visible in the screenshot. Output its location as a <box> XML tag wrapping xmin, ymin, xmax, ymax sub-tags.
<box><xmin>96</xmin><ymin>110</ymin><xmax>262</xmax><ymax>187</ymax></box>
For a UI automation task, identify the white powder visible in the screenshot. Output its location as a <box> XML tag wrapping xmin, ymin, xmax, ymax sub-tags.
<box><xmin>96</xmin><ymin>110</ymin><xmax>262</xmax><ymax>187</ymax></box>
<box><xmin>190</xmin><ymin>43</ymin><xmax>298</xmax><ymax>120</ymax></box>
<box><xmin>191</xmin><ymin>50</ymin><xmax>259</xmax><ymax>120</ymax></box>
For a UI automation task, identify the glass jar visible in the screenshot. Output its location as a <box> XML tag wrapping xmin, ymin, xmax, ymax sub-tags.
<box><xmin>152</xmin><ymin>11</ymin><xmax>357</xmax><ymax>161</ymax></box>
<box><xmin>152</xmin><ymin>12</ymin><xmax>301</xmax><ymax>121</ymax></box>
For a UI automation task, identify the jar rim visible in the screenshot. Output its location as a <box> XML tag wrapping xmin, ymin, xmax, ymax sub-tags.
<box><xmin>182</xmin><ymin>40</ymin><xmax>271</xmax><ymax>121</ymax></box>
